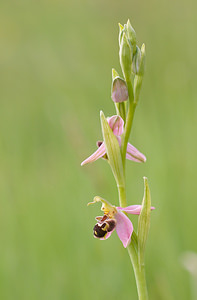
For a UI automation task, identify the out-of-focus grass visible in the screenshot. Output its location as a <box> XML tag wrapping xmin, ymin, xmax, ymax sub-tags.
<box><xmin>0</xmin><ymin>0</ymin><xmax>197</xmax><ymax>299</ymax></box>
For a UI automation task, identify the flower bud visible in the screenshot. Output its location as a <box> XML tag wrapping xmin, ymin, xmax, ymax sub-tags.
<box><xmin>132</xmin><ymin>43</ymin><xmax>145</xmax><ymax>76</ymax></box>
<box><xmin>138</xmin><ymin>43</ymin><xmax>146</xmax><ymax>76</ymax></box>
<box><xmin>132</xmin><ymin>45</ymin><xmax>141</xmax><ymax>75</ymax></box>
<box><xmin>111</xmin><ymin>69</ymin><xmax>128</xmax><ymax>103</ymax></box>
<box><xmin>126</xmin><ymin>19</ymin><xmax>136</xmax><ymax>54</ymax></box>
<box><xmin>119</xmin><ymin>32</ymin><xmax>132</xmax><ymax>80</ymax></box>
<box><xmin>133</xmin><ymin>44</ymin><xmax>146</xmax><ymax>104</ymax></box>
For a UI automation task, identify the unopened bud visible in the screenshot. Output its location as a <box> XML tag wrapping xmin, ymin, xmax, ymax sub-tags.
<box><xmin>111</xmin><ymin>69</ymin><xmax>128</xmax><ymax>103</ymax></box>
<box><xmin>119</xmin><ymin>32</ymin><xmax>132</xmax><ymax>80</ymax></box>
<box><xmin>126</xmin><ymin>19</ymin><xmax>136</xmax><ymax>54</ymax></box>
<box><xmin>138</xmin><ymin>43</ymin><xmax>146</xmax><ymax>76</ymax></box>
<box><xmin>133</xmin><ymin>44</ymin><xmax>146</xmax><ymax>103</ymax></box>
<box><xmin>132</xmin><ymin>43</ymin><xmax>145</xmax><ymax>76</ymax></box>
<box><xmin>132</xmin><ymin>46</ymin><xmax>141</xmax><ymax>75</ymax></box>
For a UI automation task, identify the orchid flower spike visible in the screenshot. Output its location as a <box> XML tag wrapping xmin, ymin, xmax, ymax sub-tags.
<box><xmin>88</xmin><ymin>196</ymin><xmax>155</xmax><ymax>248</ymax></box>
<box><xmin>81</xmin><ymin>115</ymin><xmax>146</xmax><ymax>166</ymax></box>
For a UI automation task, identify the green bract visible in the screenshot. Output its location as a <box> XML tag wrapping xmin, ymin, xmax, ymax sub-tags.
<box><xmin>100</xmin><ymin>111</ymin><xmax>124</xmax><ymax>187</ymax></box>
<box><xmin>138</xmin><ymin>177</ymin><xmax>151</xmax><ymax>268</ymax></box>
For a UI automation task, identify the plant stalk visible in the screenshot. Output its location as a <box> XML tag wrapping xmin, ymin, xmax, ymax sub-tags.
<box><xmin>127</xmin><ymin>242</ymin><xmax>149</xmax><ymax>300</ymax></box>
<box><xmin>117</xmin><ymin>183</ymin><xmax>149</xmax><ymax>300</ymax></box>
<box><xmin>117</xmin><ymin>73</ymin><xmax>148</xmax><ymax>299</ymax></box>
<box><xmin>121</xmin><ymin>76</ymin><xmax>137</xmax><ymax>169</ymax></box>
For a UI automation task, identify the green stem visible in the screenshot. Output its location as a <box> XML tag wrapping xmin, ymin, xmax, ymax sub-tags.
<box><xmin>117</xmin><ymin>75</ymin><xmax>148</xmax><ymax>298</ymax></box>
<box><xmin>116</xmin><ymin>65</ymin><xmax>148</xmax><ymax>299</ymax></box>
<box><xmin>118</xmin><ymin>184</ymin><xmax>127</xmax><ymax>207</ymax></box>
<box><xmin>121</xmin><ymin>77</ymin><xmax>136</xmax><ymax>168</ymax></box>
<box><xmin>117</xmin><ymin>184</ymin><xmax>149</xmax><ymax>300</ymax></box>
<box><xmin>127</xmin><ymin>243</ymin><xmax>149</xmax><ymax>300</ymax></box>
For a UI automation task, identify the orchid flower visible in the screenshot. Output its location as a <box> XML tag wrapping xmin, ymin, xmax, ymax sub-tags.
<box><xmin>81</xmin><ymin>115</ymin><xmax>146</xmax><ymax>166</ymax></box>
<box><xmin>88</xmin><ymin>196</ymin><xmax>155</xmax><ymax>248</ymax></box>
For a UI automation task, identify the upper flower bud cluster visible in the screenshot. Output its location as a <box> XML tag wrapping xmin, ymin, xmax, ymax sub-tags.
<box><xmin>119</xmin><ymin>20</ymin><xmax>136</xmax><ymax>57</ymax></box>
<box><xmin>119</xmin><ymin>20</ymin><xmax>145</xmax><ymax>79</ymax></box>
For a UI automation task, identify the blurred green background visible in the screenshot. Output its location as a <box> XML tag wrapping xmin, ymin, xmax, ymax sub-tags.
<box><xmin>0</xmin><ymin>0</ymin><xmax>197</xmax><ymax>299</ymax></box>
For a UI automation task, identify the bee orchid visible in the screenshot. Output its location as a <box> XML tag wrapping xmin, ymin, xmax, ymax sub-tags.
<box><xmin>89</xmin><ymin>196</ymin><xmax>155</xmax><ymax>248</ymax></box>
<box><xmin>81</xmin><ymin>115</ymin><xmax>146</xmax><ymax>166</ymax></box>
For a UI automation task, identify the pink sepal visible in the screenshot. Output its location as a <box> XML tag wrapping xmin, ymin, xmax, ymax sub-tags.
<box><xmin>115</xmin><ymin>211</ymin><xmax>133</xmax><ymax>248</ymax></box>
<box><xmin>117</xmin><ymin>205</ymin><xmax>142</xmax><ymax>215</ymax></box>
<box><xmin>117</xmin><ymin>205</ymin><xmax>155</xmax><ymax>215</ymax></box>
<box><xmin>81</xmin><ymin>142</ymin><xmax>106</xmax><ymax>166</ymax></box>
<box><xmin>126</xmin><ymin>143</ymin><xmax>146</xmax><ymax>163</ymax></box>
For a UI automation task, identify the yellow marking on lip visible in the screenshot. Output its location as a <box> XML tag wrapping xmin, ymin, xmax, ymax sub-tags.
<box><xmin>102</xmin><ymin>223</ymin><xmax>109</xmax><ymax>231</ymax></box>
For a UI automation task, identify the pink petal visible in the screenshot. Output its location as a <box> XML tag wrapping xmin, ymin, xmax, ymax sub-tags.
<box><xmin>81</xmin><ymin>142</ymin><xmax>106</xmax><ymax>166</ymax></box>
<box><xmin>117</xmin><ymin>205</ymin><xmax>155</xmax><ymax>215</ymax></box>
<box><xmin>126</xmin><ymin>143</ymin><xmax>146</xmax><ymax>163</ymax></box>
<box><xmin>115</xmin><ymin>211</ymin><xmax>133</xmax><ymax>248</ymax></box>
<box><xmin>117</xmin><ymin>205</ymin><xmax>142</xmax><ymax>215</ymax></box>
<box><xmin>107</xmin><ymin>115</ymin><xmax>124</xmax><ymax>136</ymax></box>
